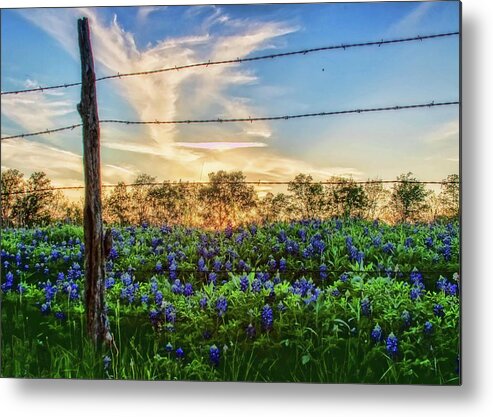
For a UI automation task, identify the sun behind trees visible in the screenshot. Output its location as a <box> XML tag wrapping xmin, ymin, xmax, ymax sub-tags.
<box><xmin>0</xmin><ymin>169</ymin><xmax>459</xmax><ymax>228</ymax></box>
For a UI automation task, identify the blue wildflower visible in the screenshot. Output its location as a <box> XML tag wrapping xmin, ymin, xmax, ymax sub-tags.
<box><xmin>433</xmin><ymin>304</ymin><xmax>444</xmax><ymax>317</ymax></box>
<box><xmin>175</xmin><ymin>348</ymin><xmax>184</xmax><ymax>359</ymax></box>
<box><xmin>246</xmin><ymin>323</ymin><xmax>256</xmax><ymax>339</ymax></box>
<box><xmin>183</xmin><ymin>283</ymin><xmax>193</xmax><ymax>297</ymax></box>
<box><xmin>401</xmin><ymin>310</ymin><xmax>412</xmax><ymax>327</ymax></box>
<box><xmin>386</xmin><ymin>333</ymin><xmax>399</xmax><ymax>357</ymax></box>
<box><xmin>209</xmin><ymin>345</ymin><xmax>220</xmax><ymax>367</ymax></box>
<box><xmin>216</xmin><ymin>296</ymin><xmax>228</xmax><ymax>317</ymax></box>
<box><xmin>199</xmin><ymin>296</ymin><xmax>208</xmax><ymax>309</ymax></box>
<box><xmin>103</xmin><ymin>356</ymin><xmax>111</xmax><ymax>370</ymax></box>
<box><xmin>261</xmin><ymin>304</ymin><xmax>273</xmax><ymax>331</ymax></box>
<box><xmin>371</xmin><ymin>324</ymin><xmax>383</xmax><ymax>342</ymax></box>
<box><xmin>424</xmin><ymin>321</ymin><xmax>434</xmax><ymax>335</ymax></box>
<box><xmin>239</xmin><ymin>275</ymin><xmax>249</xmax><ymax>292</ymax></box>
<box><xmin>360</xmin><ymin>297</ymin><xmax>372</xmax><ymax>317</ymax></box>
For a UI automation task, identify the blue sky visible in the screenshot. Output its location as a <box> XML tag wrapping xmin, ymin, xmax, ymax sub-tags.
<box><xmin>1</xmin><ymin>2</ymin><xmax>460</xmax><ymax>193</ymax></box>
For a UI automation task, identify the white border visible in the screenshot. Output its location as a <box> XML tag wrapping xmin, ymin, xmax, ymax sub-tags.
<box><xmin>2</xmin><ymin>1</ymin><xmax>493</xmax><ymax>416</ymax></box>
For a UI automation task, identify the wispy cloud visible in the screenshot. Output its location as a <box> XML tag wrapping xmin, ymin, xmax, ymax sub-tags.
<box><xmin>386</xmin><ymin>2</ymin><xmax>434</xmax><ymax>36</ymax></box>
<box><xmin>426</xmin><ymin>120</ymin><xmax>459</xmax><ymax>142</ymax></box>
<box><xmin>174</xmin><ymin>141</ymin><xmax>267</xmax><ymax>151</ymax></box>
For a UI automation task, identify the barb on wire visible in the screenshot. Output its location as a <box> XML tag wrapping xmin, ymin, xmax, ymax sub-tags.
<box><xmin>0</xmin><ymin>31</ymin><xmax>459</xmax><ymax>96</ymax></box>
<box><xmin>0</xmin><ymin>124</ymin><xmax>82</xmax><ymax>141</ymax></box>
<box><xmin>1</xmin><ymin>179</ymin><xmax>459</xmax><ymax>196</ymax></box>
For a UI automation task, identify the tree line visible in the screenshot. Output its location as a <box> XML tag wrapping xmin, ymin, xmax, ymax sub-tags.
<box><xmin>0</xmin><ymin>169</ymin><xmax>459</xmax><ymax>228</ymax></box>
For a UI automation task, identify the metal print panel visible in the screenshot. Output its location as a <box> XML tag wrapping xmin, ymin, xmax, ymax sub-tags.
<box><xmin>0</xmin><ymin>1</ymin><xmax>460</xmax><ymax>384</ymax></box>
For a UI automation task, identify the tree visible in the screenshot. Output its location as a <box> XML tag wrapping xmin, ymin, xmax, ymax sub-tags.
<box><xmin>106</xmin><ymin>182</ymin><xmax>132</xmax><ymax>225</ymax></box>
<box><xmin>130</xmin><ymin>173</ymin><xmax>158</xmax><ymax>225</ymax></box>
<box><xmin>389</xmin><ymin>172</ymin><xmax>429</xmax><ymax>222</ymax></box>
<box><xmin>363</xmin><ymin>179</ymin><xmax>388</xmax><ymax>220</ymax></box>
<box><xmin>1</xmin><ymin>169</ymin><xmax>24</xmax><ymax>227</ymax></box>
<box><xmin>327</xmin><ymin>177</ymin><xmax>368</xmax><ymax>218</ymax></box>
<box><xmin>199</xmin><ymin>171</ymin><xmax>256</xmax><ymax>228</ymax></box>
<box><xmin>16</xmin><ymin>172</ymin><xmax>54</xmax><ymax>227</ymax></box>
<box><xmin>288</xmin><ymin>174</ymin><xmax>326</xmax><ymax>219</ymax></box>
<box><xmin>258</xmin><ymin>192</ymin><xmax>291</xmax><ymax>223</ymax></box>
<box><xmin>439</xmin><ymin>174</ymin><xmax>460</xmax><ymax>218</ymax></box>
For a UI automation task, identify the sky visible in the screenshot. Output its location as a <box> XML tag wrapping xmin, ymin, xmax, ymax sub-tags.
<box><xmin>1</xmin><ymin>1</ymin><xmax>460</xmax><ymax>196</ymax></box>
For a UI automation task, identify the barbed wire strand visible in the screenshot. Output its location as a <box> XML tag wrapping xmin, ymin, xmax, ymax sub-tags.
<box><xmin>1</xmin><ymin>180</ymin><xmax>459</xmax><ymax>196</ymax></box>
<box><xmin>0</xmin><ymin>32</ymin><xmax>459</xmax><ymax>96</ymax></box>
<box><xmin>0</xmin><ymin>100</ymin><xmax>459</xmax><ymax>141</ymax></box>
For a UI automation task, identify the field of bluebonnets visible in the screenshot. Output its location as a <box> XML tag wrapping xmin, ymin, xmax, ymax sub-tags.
<box><xmin>1</xmin><ymin>216</ymin><xmax>459</xmax><ymax>383</ymax></box>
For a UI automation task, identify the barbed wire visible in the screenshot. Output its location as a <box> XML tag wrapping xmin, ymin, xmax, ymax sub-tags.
<box><xmin>0</xmin><ymin>124</ymin><xmax>83</xmax><ymax>141</ymax></box>
<box><xmin>1</xmin><ymin>179</ymin><xmax>459</xmax><ymax>196</ymax></box>
<box><xmin>0</xmin><ymin>100</ymin><xmax>460</xmax><ymax>141</ymax></box>
<box><xmin>0</xmin><ymin>32</ymin><xmax>458</xmax><ymax>96</ymax></box>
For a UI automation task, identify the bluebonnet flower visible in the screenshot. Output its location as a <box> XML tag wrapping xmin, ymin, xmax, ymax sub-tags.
<box><xmin>108</xmin><ymin>248</ymin><xmax>118</xmax><ymax>261</ymax></box>
<box><xmin>360</xmin><ymin>297</ymin><xmax>372</xmax><ymax>317</ymax></box>
<box><xmin>279</xmin><ymin>258</ymin><xmax>287</xmax><ymax>272</ymax></box>
<box><xmin>165</xmin><ymin>343</ymin><xmax>173</xmax><ymax>353</ymax></box>
<box><xmin>410</xmin><ymin>271</ymin><xmax>423</xmax><ymax>285</ymax></box>
<box><xmin>446</xmin><ymin>283</ymin><xmax>458</xmax><ymax>297</ymax></box>
<box><xmin>40</xmin><ymin>302</ymin><xmax>51</xmax><ymax>314</ymax></box>
<box><xmin>246</xmin><ymin>323</ymin><xmax>256</xmax><ymax>339</ymax></box>
<box><xmin>55</xmin><ymin>311</ymin><xmax>66</xmax><ymax>321</ymax></box>
<box><xmin>209</xmin><ymin>345</ymin><xmax>220</xmax><ymax>367</ymax></box>
<box><xmin>42</xmin><ymin>280</ymin><xmax>57</xmax><ymax>303</ymax></box>
<box><xmin>401</xmin><ymin>310</ymin><xmax>412</xmax><ymax>328</ymax></box>
<box><xmin>239</xmin><ymin>275</ymin><xmax>249</xmax><ymax>292</ymax></box>
<box><xmin>433</xmin><ymin>304</ymin><xmax>445</xmax><ymax>317</ymax></box>
<box><xmin>224</xmin><ymin>260</ymin><xmax>232</xmax><ymax>272</ymax></box>
<box><xmin>331</xmin><ymin>289</ymin><xmax>341</xmax><ymax>297</ymax></box>
<box><xmin>404</xmin><ymin>237</ymin><xmax>414</xmax><ymax>248</ymax></box>
<box><xmin>371</xmin><ymin>324</ymin><xmax>383</xmax><ymax>342</ymax></box>
<box><xmin>155</xmin><ymin>290</ymin><xmax>163</xmax><ymax>306</ymax></box>
<box><xmin>213</xmin><ymin>258</ymin><xmax>222</xmax><ymax>272</ymax></box>
<box><xmin>1</xmin><ymin>271</ymin><xmax>14</xmax><ymax>292</ymax></box>
<box><xmin>103</xmin><ymin>356</ymin><xmax>111</xmax><ymax>370</ymax></box>
<box><xmin>198</xmin><ymin>257</ymin><xmax>207</xmax><ymax>272</ymax></box>
<box><xmin>105</xmin><ymin>277</ymin><xmax>115</xmax><ymax>290</ymax></box>
<box><xmin>183</xmin><ymin>283</ymin><xmax>193</xmax><ymax>297</ymax></box>
<box><xmin>268</xmin><ymin>258</ymin><xmax>277</xmax><ymax>271</ymax></box>
<box><xmin>386</xmin><ymin>333</ymin><xmax>399</xmax><ymax>357</ymax></box>
<box><xmin>382</xmin><ymin>242</ymin><xmax>395</xmax><ymax>254</ymax></box>
<box><xmin>208</xmin><ymin>272</ymin><xmax>217</xmax><ymax>286</ymax></box>
<box><xmin>319</xmin><ymin>264</ymin><xmax>328</xmax><ymax>280</ymax></box>
<box><xmin>441</xmin><ymin>244</ymin><xmax>452</xmax><ymax>261</ymax></box>
<box><xmin>175</xmin><ymin>348</ymin><xmax>184</xmax><ymax>359</ymax></box>
<box><xmin>339</xmin><ymin>273</ymin><xmax>349</xmax><ymax>283</ymax></box>
<box><xmin>199</xmin><ymin>296</ymin><xmax>208</xmax><ymax>309</ymax></box>
<box><xmin>277</xmin><ymin>301</ymin><xmax>286</xmax><ymax>312</ymax></box>
<box><xmin>155</xmin><ymin>261</ymin><xmax>163</xmax><ymax>273</ymax></box>
<box><xmin>251</xmin><ymin>279</ymin><xmax>262</xmax><ymax>293</ymax></box>
<box><xmin>121</xmin><ymin>273</ymin><xmax>132</xmax><ymax>287</ymax></box>
<box><xmin>410</xmin><ymin>286</ymin><xmax>423</xmax><ymax>301</ymax></box>
<box><xmin>372</xmin><ymin>235</ymin><xmax>382</xmax><ymax>247</ymax></box>
<box><xmin>16</xmin><ymin>283</ymin><xmax>25</xmax><ymax>294</ymax></box>
<box><xmin>424</xmin><ymin>321</ymin><xmax>434</xmax><ymax>335</ymax></box>
<box><xmin>216</xmin><ymin>296</ymin><xmax>228</xmax><ymax>317</ymax></box>
<box><xmin>165</xmin><ymin>304</ymin><xmax>176</xmax><ymax>323</ymax></box>
<box><xmin>149</xmin><ymin>309</ymin><xmax>161</xmax><ymax>326</ymax></box>
<box><xmin>290</xmin><ymin>277</ymin><xmax>315</xmax><ymax>298</ymax></box>
<box><xmin>171</xmin><ymin>279</ymin><xmax>183</xmax><ymax>294</ymax></box>
<box><xmin>141</xmin><ymin>294</ymin><xmax>149</xmax><ymax>305</ymax></box>
<box><xmin>424</xmin><ymin>236</ymin><xmax>433</xmax><ymax>248</ymax></box>
<box><xmin>261</xmin><ymin>305</ymin><xmax>274</xmax><ymax>331</ymax></box>
<box><xmin>150</xmin><ymin>277</ymin><xmax>159</xmax><ymax>294</ymax></box>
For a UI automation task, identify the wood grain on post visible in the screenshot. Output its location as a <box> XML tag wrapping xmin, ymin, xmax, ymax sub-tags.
<box><xmin>77</xmin><ymin>17</ymin><xmax>111</xmax><ymax>346</ymax></box>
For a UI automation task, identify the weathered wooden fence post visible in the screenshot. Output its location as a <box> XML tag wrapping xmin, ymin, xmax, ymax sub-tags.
<box><xmin>77</xmin><ymin>17</ymin><xmax>111</xmax><ymax>346</ymax></box>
